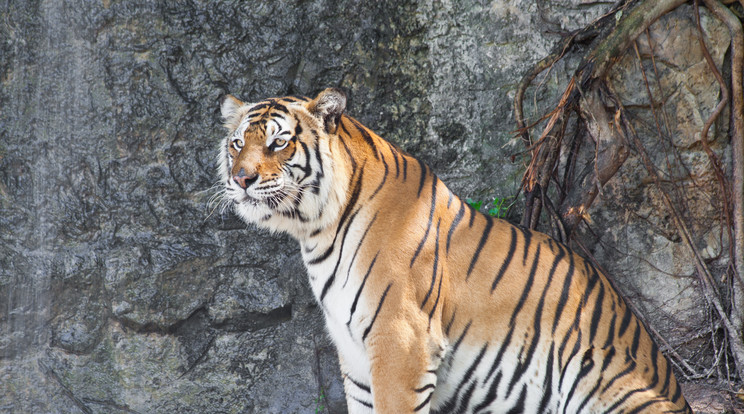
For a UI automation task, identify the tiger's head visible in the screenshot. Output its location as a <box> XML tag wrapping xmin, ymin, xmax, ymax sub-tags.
<box><xmin>217</xmin><ymin>88</ymin><xmax>350</xmax><ymax>239</ymax></box>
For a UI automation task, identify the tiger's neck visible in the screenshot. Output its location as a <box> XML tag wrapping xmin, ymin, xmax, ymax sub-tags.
<box><xmin>297</xmin><ymin>115</ymin><xmax>416</xmax><ymax>298</ymax></box>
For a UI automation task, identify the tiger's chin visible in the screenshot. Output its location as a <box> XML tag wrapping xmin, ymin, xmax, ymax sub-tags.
<box><xmin>231</xmin><ymin>194</ymin><xmax>260</xmax><ymax>206</ymax></box>
<box><xmin>229</xmin><ymin>184</ymin><xmax>318</xmax><ymax>230</ymax></box>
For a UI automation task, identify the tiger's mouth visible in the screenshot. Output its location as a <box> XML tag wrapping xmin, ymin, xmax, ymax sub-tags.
<box><xmin>229</xmin><ymin>180</ymin><xmax>300</xmax><ymax>212</ymax></box>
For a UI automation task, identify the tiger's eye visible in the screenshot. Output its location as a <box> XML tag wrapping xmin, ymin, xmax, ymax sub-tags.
<box><xmin>232</xmin><ymin>139</ymin><xmax>243</xmax><ymax>150</ymax></box>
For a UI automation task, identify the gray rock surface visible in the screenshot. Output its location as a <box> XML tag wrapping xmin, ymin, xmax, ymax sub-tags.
<box><xmin>0</xmin><ymin>0</ymin><xmax>735</xmax><ymax>413</ymax></box>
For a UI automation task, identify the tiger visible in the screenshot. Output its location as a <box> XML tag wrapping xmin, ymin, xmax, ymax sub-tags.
<box><xmin>216</xmin><ymin>87</ymin><xmax>692</xmax><ymax>413</ymax></box>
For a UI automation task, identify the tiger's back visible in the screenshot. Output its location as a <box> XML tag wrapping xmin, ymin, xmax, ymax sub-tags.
<box><xmin>217</xmin><ymin>88</ymin><xmax>691</xmax><ymax>413</ymax></box>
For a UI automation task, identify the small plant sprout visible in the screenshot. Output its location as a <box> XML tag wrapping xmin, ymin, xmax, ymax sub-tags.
<box><xmin>466</xmin><ymin>196</ymin><xmax>515</xmax><ymax>219</ymax></box>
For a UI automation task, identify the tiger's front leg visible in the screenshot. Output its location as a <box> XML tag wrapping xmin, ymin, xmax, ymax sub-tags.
<box><xmin>361</xmin><ymin>314</ymin><xmax>446</xmax><ymax>414</ymax></box>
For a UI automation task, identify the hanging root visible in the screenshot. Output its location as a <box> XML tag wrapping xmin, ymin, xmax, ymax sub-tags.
<box><xmin>513</xmin><ymin>0</ymin><xmax>744</xmax><ymax>386</ymax></box>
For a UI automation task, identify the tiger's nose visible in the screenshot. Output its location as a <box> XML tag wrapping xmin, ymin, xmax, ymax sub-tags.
<box><xmin>233</xmin><ymin>168</ymin><xmax>259</xmax><ymax>189</ymax></box>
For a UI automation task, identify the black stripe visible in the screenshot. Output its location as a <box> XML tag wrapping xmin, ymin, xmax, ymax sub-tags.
<box><xmin>416</xmin><ymin>158</ymin><xmax>428</xmax><ymax>198</ymax></box>
<box><xmin>602</xmin><ymin>384</ymin><xmax>654</xmax><ymax>414</ymax></box>
<box><xmin>347</xmin><ymin>253</ymin><xmax>379</xmax><ymax>326</ymax></box>
<box><xmin>485</xmin><ymin>327</ymin><xmax>515</xmax><ymax>383</ymax></box>
<box><xmin>421</xmin><ymin>219</ymin><xmax>441</xmax><ymax>310</ymax></box>
<box><xmin>362</xmin><ymin>283</ymin><xmax>393</xmax><ymax>341</ymax></box>
<box><xmin>558</xmin><ymin>342</ymin><xmax>581</xmax><ymax>393</ymax></box>
<box><xmin>660</xmin><ymin>346</ymin><xmax>672</xmax><ymax>396</ymax></box>
<box><xmin>436</xmin><ymin>344</ymin><xmax>488</xmax><ymax>413</ymax></box>
<box><xmin>508</xmin><ymin>244</ymin><xmax>541</xmax><ymax>326</ymax></box>
<box><xmin>450</xmin><ymin>321</ymin><xmax>471</xmax><ymax>356</ymax></box>
<box><xmin>351</xmin><ymin>396</ymin><xmax>373</xmax><ymax>409</ymax></box>
<box><xmin>369</xmin><ymin>154</ymin><xmax>389</xmax><ymax>199</ymax></box>
<box><xmin>618</xmin><ymin>304</ymin><xmax>633</xmax><ymax>337</ymax></box>
<box><xmin>458</xmin><ymin>380</ymin><xmax>478</xmax><ymax>413</ymax></box>
<box><xmin>649</xmin><ymin>340</ymin><xmax>660</xmax><ymax>389</ymax></box>
<box><xmin>600</xmin><ymin>355</ymin><xmax>636</xmax><ymax>393</ymax></box>
<box><xmin>563</xmin><ymin>288</ymin><xmax>591</xmax><ymax>366</ymax></box>
<box><xmin>537</xmin><ymin>342</ymin><xmax>556</xmax><ymax>413</ymax></box>
<box><xmin>466</xmin><ymin>214</ymin><xmax>493</xmax><ymax>279</ymax></box>
<box><xmin>445</xmin><ymin>308</ymin><xmax>457</xmax><ymax>336</ymax></box>
<box><xmin>602</xmin><ymin>312</ymin><xmax>617</xmax><ymax>349</ymax></box>
<box><xmin>467</xmin><ymin>203</ymin><xmax>476</xmax><ymax>227</ymax></box>
<box><xmin>625</xmin><ymin>399</ymin><xmax>666</xmax><ymax>414</ymax></box>
<box><xmin>506</xmin><ymin>244</ymin><xmax>561</xmax><ymax>398</ymax></box>
<box><xmin>346</xmin><ymin>375</ymin><xmax>371</xmax><ymax>393</ymax></box>
<box><xmin>402</xmin><ymin>155</ymin><xmax>408</xmax><ymax>181</ymax></box>
<box><xmin>270</xmin><ymin>111</ymin><xmax>287</xmax><ymax>121</ymax></box>
<box><xmin>588</xmin><ymin>283</ymin><xmax>605</xmax><ymax>343</ymax></box>
<box><xmin>343</xmin><ymin>211</ymin><xmax>379</xmax><ymax>288</ymax></box>
<box><xmin>472</xmin><ymin>370</ymin><xmax>502</xmax><ymax>413</ymax></box>
<box><xmin>428</xmin><ymin>268</ymin><xmax>444</xmax><ymax>328</ymax></box>
<box><xmin>584</xmin><ymin>262</ymin><xmax>600</xmax><ymax>301</ymax></box>
<box><xmin>562</xmin><ymin>350</ymin><xmax>596</xmax><ymax>414</ymax></box>
<box><xmin>388</xmin><ymin>141</ymin><xmax>401</xmax><ymax>179</ymax></box>
<box><xmin>414</xmin><ymin>391</ymin><xmax>433</xmax><ymax>412</ymax></box>
<box><xmin>319</xmin><ymin>208</ymin><xmax>357</xmax><ymax>301</ymax></box>
<box><xmin>415</xmin><ymin>384</ymin><xmax>436</xmax><ymax>393</ymax></box>
<box><xmin>505</xmin><ymin>334</ymin><xmax>540</xmax><ymax>399</ymax></box>
<box><xmin>307</xmin><ymin>169</ymin><xmax>363</xmax><ymax>265</ymax></box>
<box><xmin>506</xmin><ymin>271</ymin><xmax>551</xmax><ymax>398</ymax></box>
<box><xmin>349</xmin><ymin>117</ymin><xmax>379</xmax><ymax>159</ymax></box>
<box><xmin>411</xmin><ymin>177</ymin><xmax>438</xmax><ymax>268</ymax></box>
<box><xmin>521</xmin><ymin>227</ymin><xmax>533</xmax><ymax>265</ymax></box>
<box><xmin>551</xmin><ymin>253</ymin><xmax>576</xmax><ymax>333</ymax></box>
<box><xmin>269</xmin><ymin>102</ymin><xmax>289</xmax><ymax>113</ymax></box>
<box><xmin>491</xmin><ymin>226</ymin><xmax>518</xmax><ymax>292</ymax></box>
<box><xmin>338</xmin><ymin>121</ymin><xmax>358</xmax><ymax>171</ymax></box>
<box><xmin>310</xmin><ymin>132</ymin><xmax>324</xmax><ymax>194</ymax></box>
<box><xmin>287</xmin><ymin>141</ymin><xmax>312</xmax><ymax>183</ymax></box>
<box><xmin>601</xmin><ymin>346</ymin><xmax>616</xmax><ymax>371</ymax></box>
<box><xmin>575</xmin><ymin>374</ymin><xmax>603</xmax><ymax>414</ymax></box>
<box><xmin>446</xmin><ymin>201</ymin><xmax>466</xmax><ymax>255</ymax></box>
<box><xmin>630</xmin><ymin>319</ymin><xmax>641</xmax><ymax>360</ymax></box>
<box><xmin>506</xmin><ymin>385</ymin><xmax>527</xmax><ymax>414</ymax></box>
<box><xmin>670</xmin><ymin>380</ymin><xmax>683</xmax><ymax>407</ymax></box>
<box><xmin>284</xmin><ymin>145</ymin><xmax>297</xmax><ymax>165</ymax></box>
<box><xmin>248</xmin><ymin>102</ymin><xmax>271</xmax><ymax>112</ymax></box>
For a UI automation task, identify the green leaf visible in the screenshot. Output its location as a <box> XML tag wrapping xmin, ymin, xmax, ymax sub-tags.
<box><xmin>466</xmin><ymin>198</ymin><xmax>482</xmax><ymax>210</ymax></box>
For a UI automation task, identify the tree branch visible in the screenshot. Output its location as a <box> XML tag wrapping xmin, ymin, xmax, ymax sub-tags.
<box><xmin>702</xmin><ymin>0</ymin><xmax>744</xmax><ymax>320</ymax></box>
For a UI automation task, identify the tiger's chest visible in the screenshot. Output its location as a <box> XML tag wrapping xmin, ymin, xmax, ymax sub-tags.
<box><xmin>301</xmin><ymin>240</ymin><xmax>372</xmax><ymax>379</ymax></box>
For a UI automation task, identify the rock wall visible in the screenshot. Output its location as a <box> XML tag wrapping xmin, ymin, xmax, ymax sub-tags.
<box><xmin>0</xmin><ymin>0</ymin><xmax>734</xmax><ymax>413</ymax></box>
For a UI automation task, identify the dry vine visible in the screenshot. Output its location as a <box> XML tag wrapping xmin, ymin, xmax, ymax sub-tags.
<box><xmin>514</xmin><ymin>0</ymin><xmax>744</xmax><ymax>385</ymax></box>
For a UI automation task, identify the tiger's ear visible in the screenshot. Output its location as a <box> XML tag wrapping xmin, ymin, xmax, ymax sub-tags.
<box><xmin>308</xmin><ymin>88</ymin><xmax>346</xmax><ymax>134</ymax></box>
<box><xmin>219</xmin><ymin>94</ymin><xmax>245</xmax><ymax>130</ymax></box>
